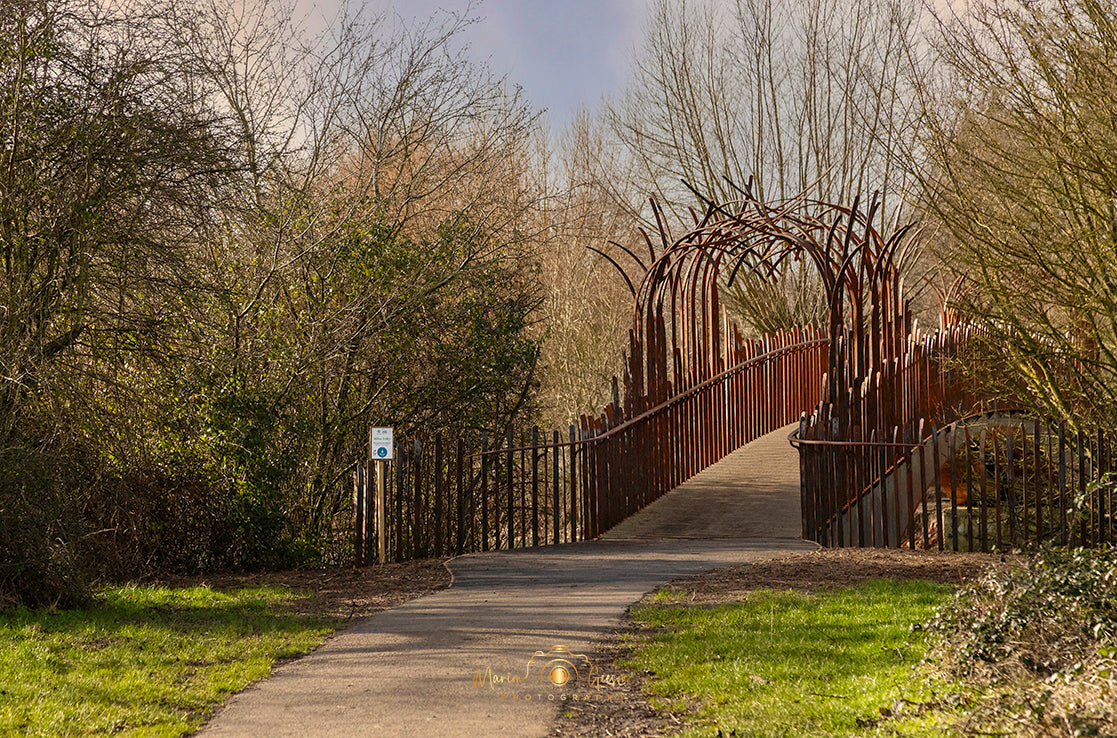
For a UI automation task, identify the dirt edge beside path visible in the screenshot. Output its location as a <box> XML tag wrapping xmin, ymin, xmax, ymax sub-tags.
<box><xmin>151</xmin><ymin>557</ymin><xmax>451</xmax><ymax>621</ymax></box>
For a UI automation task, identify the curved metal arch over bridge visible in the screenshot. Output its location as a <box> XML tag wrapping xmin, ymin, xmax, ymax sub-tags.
<box><xmin>594</xmin><ymin>181</ymin><xmax>920</xmax><ymax>430</ymax></box>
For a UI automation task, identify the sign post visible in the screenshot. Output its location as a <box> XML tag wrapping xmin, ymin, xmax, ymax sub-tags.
<box><xmin>369</xmin><ymin>427</ymin><xmax>393</xmax><ymax>564</ymax></box>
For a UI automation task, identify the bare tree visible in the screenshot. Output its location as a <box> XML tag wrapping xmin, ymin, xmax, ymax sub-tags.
<box><xmin>0</xmin><ymin>0</ymin><xmax>232</xmax><ymax>445</ymax></box>
<box><xmin>560</xmin><ymin>0</ymin><xmax>928</xmax><ymax>341</ymax></box>
<box><xmin>916</xmin><ymin>0</ymin><xmax>1117</xmax><ymax>426</ymax></box>
<box><xmin>535</xmin><ymin>112</ymin><xmax>638</xmax><ymax>425</ymax></box>
<box><xmin>152</xmin><ymin>0</ymin><xmax>549</xmax><ymax>539</ymax></box>
<box><xmin>601</xmin><ymin>0</ymin><xmax>924</xmax><ymax>223</ymax></box>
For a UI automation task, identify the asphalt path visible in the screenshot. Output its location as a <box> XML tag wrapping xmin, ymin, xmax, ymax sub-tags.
<box><xmin>200</xmin><ymin>424</ymin><xmax>811</xmax><ymax>737</ymax></box>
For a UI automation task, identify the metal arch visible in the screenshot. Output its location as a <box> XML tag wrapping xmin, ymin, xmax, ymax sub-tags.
<box><xmin>592</xmin><ymin>184</ymin><xmax>920</xmax><ymax>423</ymax></box>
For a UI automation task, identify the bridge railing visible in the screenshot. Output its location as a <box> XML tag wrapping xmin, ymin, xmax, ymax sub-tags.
<box><xmin>793</xmin><ymin>323</ymin><xmax>993</xmax><ymax>547</ymax></box>
<box><xmin>794</xmin><ymin>414</ymin><xmax>1117</xmax><ymax>552</ymax></box>
<box><xmin>351</xmin><ymin>329</ymin><xmax>829</xmax><ymax>563</ymax></box>
<box><xmin>570</xmin><ymin>328</ymin><xmax>828</xmax><ymax>538</ymax></box>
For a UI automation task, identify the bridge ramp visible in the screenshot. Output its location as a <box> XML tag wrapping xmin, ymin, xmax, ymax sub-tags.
<box><xmin>600</xmin><ymin>423</ymin><xmax>801</xmax><ymax>540</ymax></box>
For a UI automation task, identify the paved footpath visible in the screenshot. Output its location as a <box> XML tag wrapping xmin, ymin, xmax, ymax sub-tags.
<box><xmin>200</xmin><ymin>424</ymin><xmax>812</xmax><ymax>737</ymax></box>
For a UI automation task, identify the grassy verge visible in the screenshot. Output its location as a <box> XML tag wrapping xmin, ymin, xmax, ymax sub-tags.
<box><xmin>0</xmin><ymin>584</ymin><xmax>338</xmax><ymax>736</ymax></box>
<box><xmin>627</xmin><ymin>579</ymin><xmax>953</xmax><ymax>737</ymax></box>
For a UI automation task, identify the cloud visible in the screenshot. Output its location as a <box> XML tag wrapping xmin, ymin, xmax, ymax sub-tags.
<box><xmin>294</xmin><ymin>0</ymin><xmax>647</xmax><ymax>125</ymax></box>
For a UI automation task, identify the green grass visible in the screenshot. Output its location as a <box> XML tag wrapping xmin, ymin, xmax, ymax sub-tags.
<box><xmin>628</xmin><ymin>579</ymin><xmax>953</xmax><ymax>737</ymax></box>
<box><xmin>0</xmin><ymin>584</ymin><xmax>338</xmax><ymax>736</ymax></box>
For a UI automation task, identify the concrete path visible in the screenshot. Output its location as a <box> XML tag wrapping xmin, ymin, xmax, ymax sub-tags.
<box><xmin>601</xmin><ymin>423</ymin><xmax>802</xmax><ymax>539</ymax></box>
<box><xmin>200</xmin><ymin>424</ymin><xmax>810</xmax><ymax>737</ymax></box>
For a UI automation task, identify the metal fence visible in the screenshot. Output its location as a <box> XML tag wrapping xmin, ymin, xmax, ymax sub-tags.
<box><xmin>795</xmin><ymin>413</ymin><xmax>1117</xmax><ymax>552</ymax></box>
<box><xmin>794</xmin><ymin>322</ymin><xmax>994</xmax><ymax>546</ymax></box>
<box><xmin>352</xmin><ymin>327</ymin><xmax>829</xmax><ymax>563</ymax></box>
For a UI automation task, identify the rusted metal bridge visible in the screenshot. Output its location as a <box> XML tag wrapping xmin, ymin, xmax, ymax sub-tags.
<box><xmin>352</xmin><ymin>186</ymin><xmax>1117</xmax><ymax>563</ymax></box>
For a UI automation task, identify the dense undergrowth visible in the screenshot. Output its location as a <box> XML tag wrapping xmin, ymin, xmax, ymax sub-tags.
<box><xmin>894</xmin><ymin>548</ymin><xmax>1117</xmax><ymax>736</ymax></box>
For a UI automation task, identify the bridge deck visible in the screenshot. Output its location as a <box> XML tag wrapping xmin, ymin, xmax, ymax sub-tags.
<box><xmin>600</xmin><ymin>422</ymin><xmax>802</xmax><ymax>539</ymax></box>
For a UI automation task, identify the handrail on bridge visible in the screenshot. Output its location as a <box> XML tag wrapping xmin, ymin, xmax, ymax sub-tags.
<box><xmin>473</xmin><ymin>335</ymin><xmax>830</xmax><ymax>459</ymax></box>
<box><xmin>352</xmin><ymin>331</ymin><xmax>830</xmax><ymax>564</ymax></box>
<box><xmin>794</xmin><ymin>407</ymin><xmax>1117</xmax><ymax>552</ymax></box>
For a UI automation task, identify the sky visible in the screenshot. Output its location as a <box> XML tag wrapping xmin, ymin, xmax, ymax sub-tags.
<box><xmin>301</xmin><ymin>0</ymin><xmax>649</xmax><ymax>132</ymax></box>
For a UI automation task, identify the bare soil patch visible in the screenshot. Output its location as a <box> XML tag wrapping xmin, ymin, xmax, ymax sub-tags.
<box><xmin>549</xmin><ymin>548</ymin><xmax>998</xmax><ymax>737</ymax></box>
<box><xmin>150</xmin><ymin>557</ymin><xmax>451</xmax><ymax>621</ymax></box>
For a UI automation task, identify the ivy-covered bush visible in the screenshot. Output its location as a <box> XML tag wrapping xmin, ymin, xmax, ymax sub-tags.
<box><xmin>919</xmin><ymin>548</ymin><xmax>1117</xmax><ymax>736</ymax></box>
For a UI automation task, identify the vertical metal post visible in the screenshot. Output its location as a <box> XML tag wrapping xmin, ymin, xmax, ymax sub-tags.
<box><xmin>1035</xmin><ymin>419</ymin><xmax>1044</xmax><ymax>548</ymax></box>
<box><xmin>531</xmin><ymin>426</ymin><xmax>540</xmax><ymax>546</ymax></box>
<box><xmin>376</xmin><ymin>460</ymin><xmax>387</xmax><ymax>564</ymax></box>
<box><xmin>1100</xmin><ymin>428</ymin><xmax>1109</xmax><ymax>544</ymax></box>
<box><xmin>918</xmin><ymin>426</ymin><xmax>929</xmax><ymax>550</ymax></box>
<box><xmin>1079</xmin><ymin>430</ymin><xmax>1088</xmax><ymax>547</ymax></box>
<box><xmin>395</xmin><ymin>448</ymin><xmax>404</xmax><ymax>562</ymax></box>
<box><xmin>520</xmin><ymin>431</ymin><xmax>527</xmax><ymax>544</ymax></box>
<box><xmin>965</xmin><ymin>426</ymin><xmax>974</xmax><ymax>551</ymax></box>
<box><xmin>1059</xmin><ymin>422</ymin><xmax>1068</xmax><ymax>546</ymax></box>
<box><xmin>506</xmin><ymin>424</ymin><xmax>514</xmax><ymax>549</ymax></box>
<box><xmin>978</xmin><ymin>430</ymin><xmax>989</xmax><ymax>552</ymax></box>
<box><xmin>456</xmin><ymin>437</ymin><xmax>465</xmax><ymax>555</ymax></box>
<box><xmin>992</xmin><ymin>432</ymin><xmax>1002</xmax><ymax>549</ymax></box>
<box><xmin>932</xmin><ymin>425</ymin><xmax>944</xmax><ymax>552</ymax></box>
<box><xmin>552</xmin><ymin>429</ymin><xmax>561</xmax><ymax>545</ymax></box>
<box><xmin>1006</xmin><ymin>432</ymin><xmax>1016</xmax><ymax>547</ymax></box>
<box><xmin>569</xmin><ymin>425</ymin><xmax>578</xmax><ymax>542</ymax></box>
<box><xmin>481</xmin><ymin>431</ymin><xmax>490</xmax><ymax>551</ymax></box>
<box><xmin>434</xmin><ymin>433</ymin><xmax>443</xmax><ymax>557</ymax></box>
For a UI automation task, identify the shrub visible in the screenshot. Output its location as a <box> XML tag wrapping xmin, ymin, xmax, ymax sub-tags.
<box><xmin>919</xmin><ymin>547</ymin><xmax>1117</xmax><ymax>735</ymax></box>
<box><xmin>0</xmin><ymin>448</ymin><xmax>91</xmax><ymax>610</ymax></box>
<box><xmin>0</xmin><ymin>434</ymin><xmax>305</xmax><ymax>612</ymax></box>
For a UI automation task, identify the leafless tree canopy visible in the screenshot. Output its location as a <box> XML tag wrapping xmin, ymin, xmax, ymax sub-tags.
<box><xmin>916</xmin><ymin>0</ymin><xmax>1117</xmax><ymax>426</ymax></box>
<box><xmin>600</xmin><ymin>0</ymin><xmax>924</xmax><ymax>224</ymax></box>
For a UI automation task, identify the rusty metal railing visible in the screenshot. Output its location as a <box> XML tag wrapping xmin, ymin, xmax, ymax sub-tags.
<box><xmin>352</xmin><ymin>329</ymin><xmax>828</xmax><ymax>563</ymax></box>
<box><xmin>793</xmin><ymin>412</ymin><xmax>1117</xmax><ymax>552</ymax></box>
<box><xmin>792</xmin><ymin>323</ymin><xmax>1002</xmax><ymax>548</ymax></box>
<box><xmin>569</xmin><ymin>328</ymin><xmax>827</xmax><ymax>538</ymax></box>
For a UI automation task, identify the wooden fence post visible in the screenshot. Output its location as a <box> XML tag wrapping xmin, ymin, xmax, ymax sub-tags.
<box><xmin>376</xmin><ymin>459</ymin><xmax>386</xmax><ymax>564</ymax></box>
